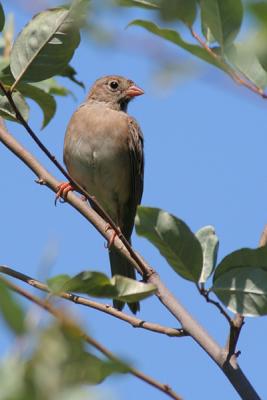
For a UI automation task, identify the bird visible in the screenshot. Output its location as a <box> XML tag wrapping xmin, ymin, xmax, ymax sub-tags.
<box><xmin>59</xmin><ymin>75</ymin><xmax>144</xmax><ymax>313</ymax></box>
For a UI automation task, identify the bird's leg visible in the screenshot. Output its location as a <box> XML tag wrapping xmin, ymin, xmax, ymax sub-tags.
<box><xmin>55</xmin><ymin>182</ymin><xmax>74</xmax><ymax>205</ymax></box>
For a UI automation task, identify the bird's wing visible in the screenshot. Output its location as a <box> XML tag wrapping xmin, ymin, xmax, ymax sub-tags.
<box><xmin>121</xmin><ymin>117</ymin><xmax>144</xmax><ymax>239</ymax></box>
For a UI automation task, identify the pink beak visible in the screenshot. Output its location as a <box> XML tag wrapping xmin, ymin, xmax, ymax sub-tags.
<box><xmin>126</xmin><ymin>85</ymin><xmax>144</xmax><ymax>97</ymax></box>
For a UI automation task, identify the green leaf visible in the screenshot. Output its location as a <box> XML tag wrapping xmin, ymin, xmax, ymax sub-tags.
<box><xmin>199</xmin><ymin>0</ymin><xmax>243</xmax><ymax>50</ymax></box>
<box><xmin>10</xmin><ymin>1</ymin><xmax>88</xmax><ymax>86</ymax></box>
<box><xmin>60</xmin><ymin>64</ymin><xmax>85</xmax><ymax>88</ymax></box>
<box><xmin>0</xmin><ymin>3</ymin><xmax>5</xmax><ymax>32</ymax></box>
<box><xmin>214</xmin><ymin>246</ymin><xmax>267</xmax><ymax>281</ymax></box>
<box><xmin>28</xmin><ymin>324</ymin><xmax>129</xmax><ymax>388</ymax></box>
<box><xmin>18</xmin><ymin>83</ymin><xmax>56</xmax><ymax>128</ymax></box>
<box><xmin>248</xmin><ymin>2</ymin><xmax>267</xmax><ymax>25</ymax></box>
<box><xmin>57</xmin><ymin>271</ymin><xmax>156</xmax><ymax>302</ymax></box>
<box><xmin>196</xmin><ymin>225</ymin><xmax>219</xmax><ymax>284</ymax></box>
<box><xmin>225</xmin><ymin>43</ymin><xmax>267</xmax><ymax>89</ymax></box>
<box><xmin>128</xmin><ymin>20</ymin><xmax>225</xmax><ymax>71</ymax></box>
<box><xmin>32</xmin><ymin>78</ymin><xmax>73</xmax><ymax>97</ymax></box>
<box><xmin>0</xmin><ymin>279</ymin><xmax>26</xmax><ymax>334</ymax></box>
<box><xmin>0</xmin><ymin>89</ymin><xmax>29</xmax><ymax>123</ymax></box>
<box><xmin>47</xmin><ymin>274</ymin><xmax>71</xmax><ymax>293</ymax></box>
<box><xmin>212</xmin><ymin>247</ymin><xmax>267</xmax><ymax>316</ymax></box>
<box><xmin>135</xmin><ymin>207</ymin><xmax>203</xmax><ymax>282</ymax></box>
<box><xmin>112</xmin><ymin>275</ymin><xmax>157</xmax><ymax>302</ymax></box>
<box><xmin>118</xmin><ymin>0</ymin><xmax>160</xmax><ymax>9</ymax></box>
<box><xmin>212</xmin><ymin>266</ymin><xmax>267</xmax><ymax>317</ymax></box>
<box><xmin>62</xmin><ymin>271</ymin><xmax>119</xmax><ymax>298</ymax></box>
<box><xmin>159</xmin><ymin>0</ymin><xmax>197</xmax><ymax>26</ymax></box>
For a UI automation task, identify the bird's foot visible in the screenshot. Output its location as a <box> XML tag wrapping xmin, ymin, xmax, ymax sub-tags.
<box><xmin>55</xmin><ymin>182</ymin><xmax>74</xmax><ymax>205</ymax></box>
<box><xmin>104</xmin><ymin>224</ymin><xmax>122</xmax><ymax>249</ymax></box>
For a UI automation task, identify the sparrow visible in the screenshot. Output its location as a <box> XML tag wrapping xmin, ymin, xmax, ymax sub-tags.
<box><xmin>61</xmin><ymin>75</ymin><xmax>144</xmax><ymax>313</ymax></box>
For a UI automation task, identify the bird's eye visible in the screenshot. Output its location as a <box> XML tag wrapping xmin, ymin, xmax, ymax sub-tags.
<box><xmin>109</xmin><ymin>81</ymin><xmax>119</xmax><ymax>90</ymax></box>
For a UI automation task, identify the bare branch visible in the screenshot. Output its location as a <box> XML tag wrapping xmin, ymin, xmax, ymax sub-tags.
<box><xmin>197</xmin><ymin>285</ymin><xmax>232</xmax><ymax>326</ymax></box>
<box><xmin>0</xmin><ymin>265</ymin><xmax>186</xmax><ymax>338</ymax></box>
<box><xmin>0</xmin><ymin>275</ymin><xmax>183</xmax><ymax>400</ymax></box>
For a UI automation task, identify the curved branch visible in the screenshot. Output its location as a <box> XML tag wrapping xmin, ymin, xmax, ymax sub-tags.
<box><xmin>0</xmin><ymin>265</ymin><xmax>186</xmax><ymax>338</ymax></box>
<box><xmin>0</xmin><ymin>122</ymin><xmax>261</xmax><ymax>399</ymax></box>
<box><xmin>0</xmin><ymin>275</ymin><xmax>183</xmax><ymax>400</ymax></box>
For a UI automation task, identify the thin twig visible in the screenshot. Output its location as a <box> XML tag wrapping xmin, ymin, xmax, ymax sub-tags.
<box><xmin>197</xmin><ymin>284</ymin><xmax>232</xmax><ymax>326</ymax></box>
<box><xmin>189</xmin><ymin>27</ymin><xmax>267</xmax><ymax>99</ymax></box>
<box><xmin>0</xmin><ymin>275</ymin><xmax>183</xmax><ymax>400</ymax></box>
<box><xmin>0</xmin><ymin>265</ymin><xmax>186</xmax><ymax>338</ymax></box>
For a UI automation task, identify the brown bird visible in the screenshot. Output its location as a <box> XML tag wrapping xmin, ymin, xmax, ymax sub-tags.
<box><xmin>60</xmin><ymin>75</ymin><xmax>144</xmax><ymax>313</ymax></box>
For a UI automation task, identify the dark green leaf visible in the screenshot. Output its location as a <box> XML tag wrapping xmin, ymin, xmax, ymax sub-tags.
<box><xmin>18</xmin><ymin>83</ymin><xmax>56</xmax><ymax>128</ymax></box>
<box><xmin>112</xmin><ymin>275</ymin><xmax>156</xmax><ymax>302</ymax></box>
<box><xmin>0</xmin><ymin>279</ymin><xmax>26</xmax><ymax>334</ymax></box>
<box><xmin>118</xmin><ymin>0</ymin><xmax>160</xmax><ymax>9</ymax></box>
<box><xmin>212</xmin><ymin>266</ymin><xmax>267</xmax><ymax>316</ymax></box>
<box><xmin>160</xmin><ymin>0</ymin><xmax>197</xmax><ymax>26</ymax></box>
<box><xmin>10</xmin><ymin>1</ymin><xmax>89</xmax><ymax>86</ymax></box>
<box><xmin>199</xmin><ymin>0</ymin><xmax>243</xmax><ymax>50</ymax></box>
<box><xmin>32</xmin><ymin>78</ymin><xmax>73</xmax><ymax>97</ymax></box>
<box><xmin>47</xmin><ymin>274</ymin><xmax>71</xmax><ymax>293</ymax></box>
<box><xmin>128</xmin><ymin>20</ymin><xmax>226</xmax><ymax>71</ymax></box>
<box><xmin>248</xmin><ymin>2</ymin><xmax>267</xmax><ymax>25</ymax></box>
<box><xmin>0</xmin><ymin>3</ymin><xmax>5</xmax><ymax>32</ymax></box>
<box><xmin>225</xmin><ymin>43</ymin><xmax>267</xmax><ymax>89</ymax></box>
<box><xmin>0</xmin><ymin>89</ymin><xmax>29</xmax><ymax>123</ymax></box>
<box><xmin>62</xmin><ymin>271</ymin><xmax>119</xmax><ymax>298</ymax></box>
<box><xmin>60</xmin><ymin>64</ymin><xmax>85</xmax><ymax>88</ymax></box>
<box><xmin>196</xmin><ymin>225</ymin><xmax>219</xmax><ymax>284</ymax></box>
<box><xmin>135</xmin><ymin>206</ymin><xmax>203</xmax><ymax>282</ymax></box>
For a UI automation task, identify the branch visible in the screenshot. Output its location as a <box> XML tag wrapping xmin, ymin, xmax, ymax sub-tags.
<box><xmin>225</xmin><ymin>314</ymin><xmax>245</xmax><ymax>359</ymax></box>
<box><xmin>197</xmin><ymin>284</ymin><xmax>232</xmax><ymax>326</ymax></box>
<box><xmin>0</xmin><ymin>275</ymin><xmax>183</xmax><ymax>400</ymax></box>
<box><xmin>0</xmin><ymin>117</ymin><xmax>261</xmax><ymax>399</ymax></box>
<box><xmin>0</xmin><ymin>265</ymin><xmax>186</xmax><ymax>338</ymax></box>
<box><xmin>189</xmin><ymin>27</ymin><xmax>267</xmax><ymax>100</ymax></box>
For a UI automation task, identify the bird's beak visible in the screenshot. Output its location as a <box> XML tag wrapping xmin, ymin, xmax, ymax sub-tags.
<box><xmin>126</xmin><ymin>85</ymin><xmax>144</xmax><ymax>98</ymax></box>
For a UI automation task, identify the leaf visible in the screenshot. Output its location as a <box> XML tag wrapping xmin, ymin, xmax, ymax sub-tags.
<box><xmin>32</xmin><ymin>78</ymin><xmax>73</xmax><ymax>97</ymax></box>
<box><xmin>0</xmin><ymin>3</ymin><xmax>5</xmax><ymax>32</ymax></box>
<box><xmin>118</xmin><ymin>0</ymin><xmax>160</xmax><ymax>9</ymax></box>
<box><xmin>214</xmin><ymin>246</ymin><xmax>267</xmax><ymax>281</ymax></box>
<box><xmin>248</xmin><ymin>2</ymin><xmax>267</xmax><ymax>25</ymax></box>
<box><xmin>59</xmin><ymin>64</ymin><xmax>85</xmax><ymax>88</ymax></box>
<box><xmin>28</xmin><ymin>324</ymin><xmax>129</xmax><ymax>388</ymax></box>
<box><xmin>199</xmin><ymin>0</ymin><xmax>243</xmax><ymax>50</ymax></box>
<box><xmin>225</xmin><ymin>43</ymin><xmax>267</xmax><ymax>89</ymax></box>
<box><xmin>135</xmin><ymin>206</ymin><xmax>203</xmax><ymax>282</ymax></box>
<box><xmin>213</xmin><ymin>246</ymin><xmax>267</xmax><ymax>316</ymax></box>
<box><xmin>196</xmin><ymin>226</ymin><xmax>219</xmax><ymax>284</ymax></box>
<box><xmin>0</xmin><ymin>279</ymin><xmax>26</xmax><ymax>334</ymax></box>
<box><xmin>57</xmin><ymin>271</ymin><xmax>156</xmax><ymax>302</ymax></box>
<box><xmin>112</xmin><ymin>275</ymin><xmax>157</xmax><ymax>302</ymax></box>
<box><xmin>10</xmin><ymin>1</ymin><xmax>88</xmax><ymax>86</ymax></box>
<box><xmin>47</xmin><ymin>274</ymin><xmax>71</xmax><ymax>293</ymax></box>
<box><xmin>159</xmin><ymin>0</ymin><xmax>197</xmax><ymax>26</ymax></box>
<box><xmin>0</xmin><ymin>89</ymin><xmax>29</xmax><ymax>123</ymax></box>
<box><xmin>18</xmin><ymin>83</ymin><xmax>56</xmax><ymax>128</ymax></box>
<box><xmin>62</xmin><ymin>271</ymin><xmax>119</xmax><ymax>298</ymax></box>
<box><xmin>128</xmin><ymin>20</ymin><xmax>226</xmax><ymax>71</ymax></box>
<box><xmin>212</xmin><ymin>266</ymin><xmax>267</xmax><ymax>317</ymax></box>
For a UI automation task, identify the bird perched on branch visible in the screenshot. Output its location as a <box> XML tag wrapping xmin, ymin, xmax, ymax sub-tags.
<box><xmin>58</xmin><ymin>75</ymin><xmax>144</xmax><ymax>313</ymax></box>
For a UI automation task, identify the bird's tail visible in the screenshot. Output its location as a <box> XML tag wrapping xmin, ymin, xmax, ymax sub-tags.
<box><xmin>109</xmin><ymin>247</ymin><xmax>140</xmax><ymax>314</ymax></box>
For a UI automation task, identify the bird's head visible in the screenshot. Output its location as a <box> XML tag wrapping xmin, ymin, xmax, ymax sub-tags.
<box><xmin>87</xmin><ymin>75</ymin><xmax>144</xmax><ymax>111</ymax></box>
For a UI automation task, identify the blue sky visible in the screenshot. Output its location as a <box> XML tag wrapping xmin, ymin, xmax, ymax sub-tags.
<box><xmin>1</xmin><ymin>1</ymin><xmax>267</xmax><ymax>399</ymax></box>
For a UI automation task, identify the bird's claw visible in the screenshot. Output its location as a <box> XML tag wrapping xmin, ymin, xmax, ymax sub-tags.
<box><xmin>104</xmin><ymin>224</ymin><xmax>121</xmax><ymax>249</ymax></box>
<box><xmin>55</xmin><ymin>182</ymin><xmax>74</xmax><ymax>206</ymax></box>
